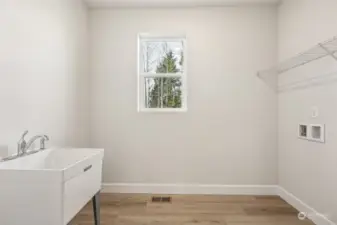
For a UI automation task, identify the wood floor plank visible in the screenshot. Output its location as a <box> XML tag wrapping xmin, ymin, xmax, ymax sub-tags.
<box><xmin>71</xmin><ymin>194</ymin><xmax>315</xmax><ymax>225</ymax></box>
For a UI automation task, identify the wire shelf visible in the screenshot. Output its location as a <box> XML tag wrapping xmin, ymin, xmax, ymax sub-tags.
<box><xmin>258</xmin><ymin>36</ymin><xmax>337</xmax><ymax>78</ymax></box>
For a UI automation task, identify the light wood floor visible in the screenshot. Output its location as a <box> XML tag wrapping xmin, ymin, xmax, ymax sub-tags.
<box><xmin>72</xmin><ymin>194</ymin><xmax>315</xmax><ymax>225</ymax></box>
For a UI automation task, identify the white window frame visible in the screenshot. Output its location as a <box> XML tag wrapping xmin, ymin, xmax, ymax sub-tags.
<box><xmin>137</xmin><ymin>34</ymin><xmax>187</xmax><ymax>113</ymax></box>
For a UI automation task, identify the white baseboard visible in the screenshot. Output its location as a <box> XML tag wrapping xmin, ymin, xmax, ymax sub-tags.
<box><xmin>278</xmin><ymin>187</ymin><xmax>335</xmax><ymax>225</ymax></box>
<box><xmin>102</xmin><ymin>183</ymin><xmax>278</xmax><ymax>195</ymax></box>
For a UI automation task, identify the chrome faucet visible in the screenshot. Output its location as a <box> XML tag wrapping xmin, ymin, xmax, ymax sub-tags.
<box><xmin>17</xmin><ymin>131</ymin><xmax>49</xmax><ymax>155</ymax></box>
<box><xmin>0</xmin><ymin>131</ymin><xmax>50</xmax><ymax>163</ymax></box>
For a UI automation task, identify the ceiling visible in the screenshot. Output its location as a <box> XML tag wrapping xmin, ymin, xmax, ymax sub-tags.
<box><xmin>85</xmin><ymin>0</ymin><xmax>281</xmax><ymax>8</ymax></box>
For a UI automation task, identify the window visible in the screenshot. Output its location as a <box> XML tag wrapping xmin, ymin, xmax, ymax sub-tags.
<box><xmin>138</xmin><ymin>34</ymin><xmax>187</xmax><ymax>112</ymax></box>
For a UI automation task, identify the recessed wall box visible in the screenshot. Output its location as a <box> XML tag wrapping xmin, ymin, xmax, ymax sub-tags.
<box><xmin>309</xmin><ymin>124</ymin><xmax>325</xmax><ymax>143</ymax></box>
<box><xmin>299</xmin><ymin>124</ymin><xmax>308</xmax><ymax>139</ymax></box>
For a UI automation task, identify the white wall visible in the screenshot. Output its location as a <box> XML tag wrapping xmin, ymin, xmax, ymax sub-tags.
<box><xmin>0</xmin><ymin>0</ymin><xmax>89</xmax><ymax>154</ymax></box>
<box><xmin>278</xmin><ymin>0</ymin><xmax>337</xmax><ymax>223</ymax></box>
<box><xmin>89</xmin><ymin>7</ymin><xmax>278</xmax><ymax>185</ymax></box>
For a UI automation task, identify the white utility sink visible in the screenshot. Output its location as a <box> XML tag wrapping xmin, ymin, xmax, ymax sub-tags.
<box><xmin>0</xmin><ymin>148</ymin><xmax>104</xmax><ymax>225</ymax></box>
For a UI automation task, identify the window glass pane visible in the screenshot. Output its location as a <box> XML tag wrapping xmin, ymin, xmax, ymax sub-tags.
<box><xmin>141</xmin><ymin>41</ymin><xmax>184</xmax><ymax>74</ymax></box>
<box><xmin>144</xmin><ymin>77</ymin><xmax>182</xmax><ymax>108</ymax></box>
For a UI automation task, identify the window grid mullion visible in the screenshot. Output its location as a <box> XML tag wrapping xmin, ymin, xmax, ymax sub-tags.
<box><xmin>140</xmin><ymin>73</ymin><xmax>184</xmax><ymax>78</ymax></box>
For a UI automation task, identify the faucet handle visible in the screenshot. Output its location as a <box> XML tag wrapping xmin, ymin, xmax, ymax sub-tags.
<box><xmin>18</xmin><ymin>130</ymin><xmax>29</xmax><ymax>144</ymax></box>
<box><xmin>40</xmin><ymin>135</ymin><xmax>49</xmax><ymax>150</ymax></box>
<box><xmin>20</xmin><ymin>130</ymin><xmax>29</xmax><ymax>140</ymax></box>
<box><xmin>17</xmin><ymin>130</ymin><xmax>29</xmax><ymax>155</ymax></box>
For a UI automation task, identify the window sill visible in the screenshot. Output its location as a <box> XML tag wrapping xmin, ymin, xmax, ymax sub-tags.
<box><xmin>138</xmin><ymin>108</ymin><xmax>187</xmax><ymax>113</ymax></box>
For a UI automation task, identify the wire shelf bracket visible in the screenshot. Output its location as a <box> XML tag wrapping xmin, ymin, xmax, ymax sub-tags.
<box><xmin>319</xmin><ymin>43</ymin><xmax>337</xmax><ymax>61</ymax></box>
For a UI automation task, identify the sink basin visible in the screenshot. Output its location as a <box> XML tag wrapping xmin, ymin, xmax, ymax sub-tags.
<box><xmin>0</xmin><ymin>148</ymin><xmax>104</xmax><ymax>225</ymax></box>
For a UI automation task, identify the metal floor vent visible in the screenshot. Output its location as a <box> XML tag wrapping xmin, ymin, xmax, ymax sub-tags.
<box><xmin>151</xmin><ymin>196</ymin><xmax>172</xmax><ymax>203</ymax></box>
